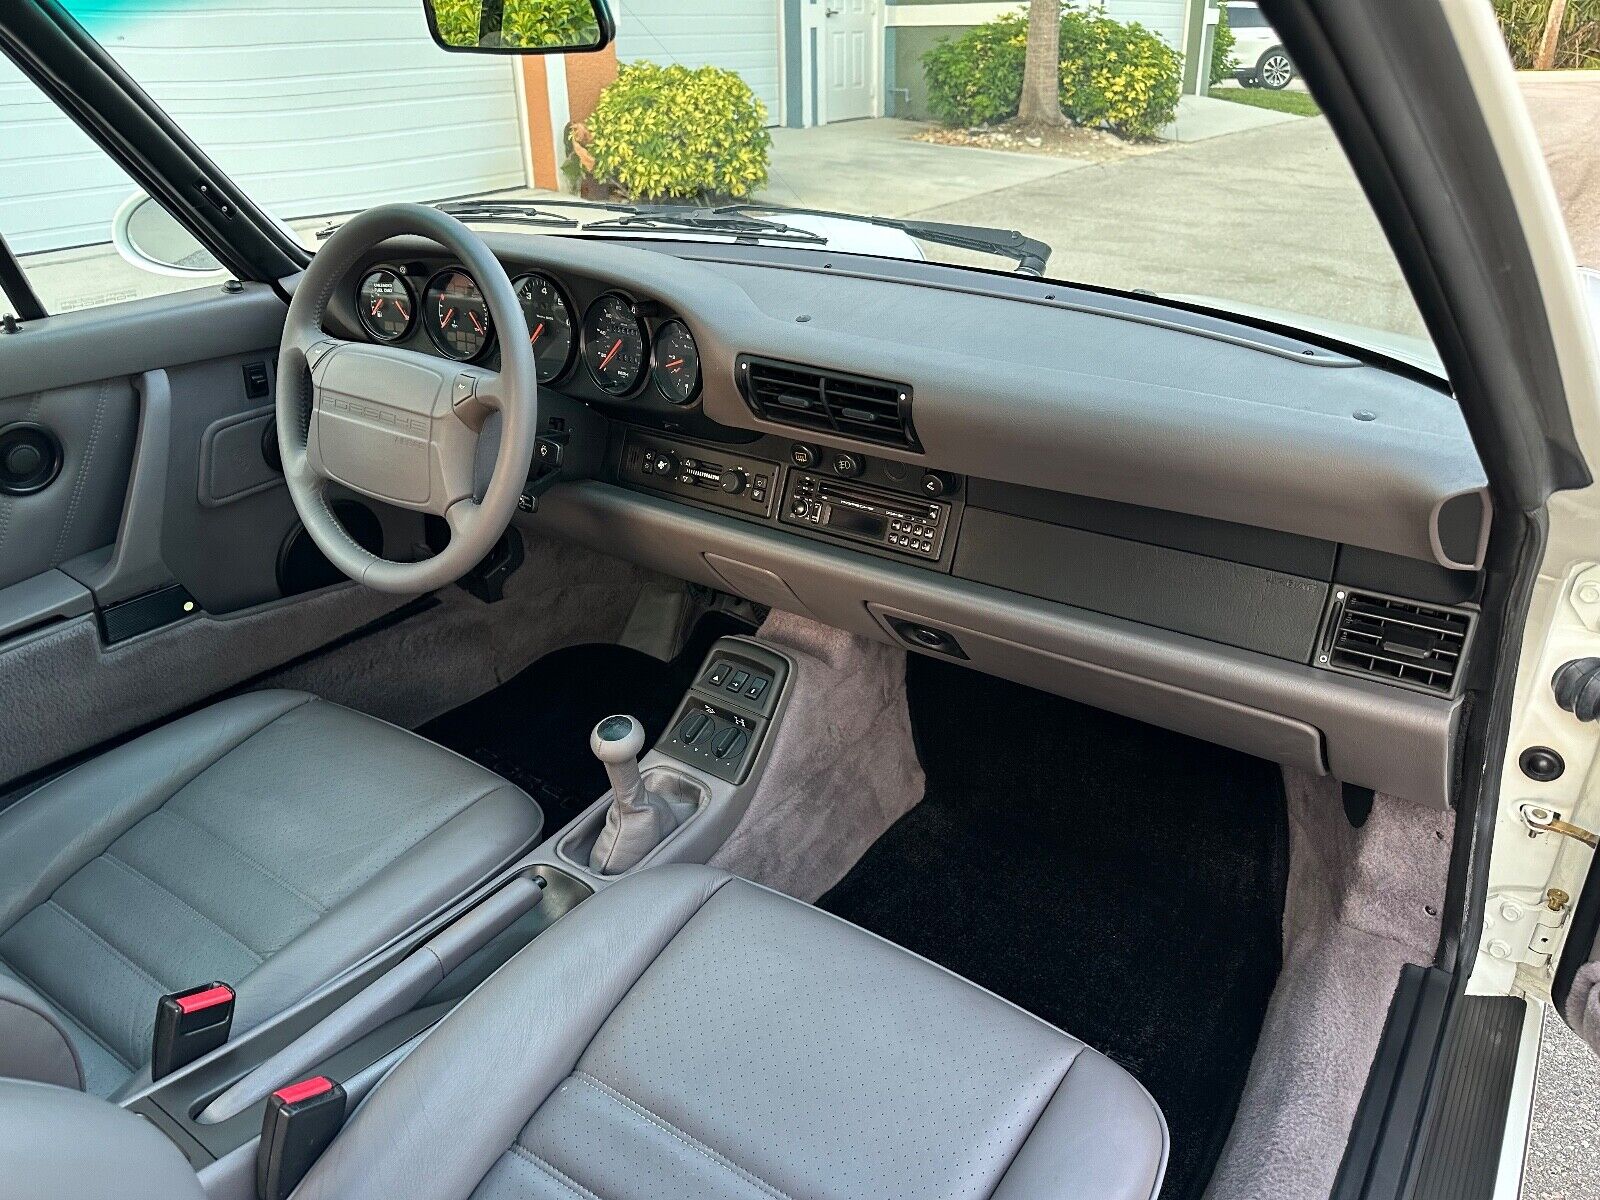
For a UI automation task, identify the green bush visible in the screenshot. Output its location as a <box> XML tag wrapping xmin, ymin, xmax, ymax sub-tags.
<box><xmin>922</xmin><ymin>9</ymin><xmax>1181</xmax><ymax>140</ymax></box>
<box><xmin>1210</xmin><ymin>3</ymin><xmax>1236</xmax><ymax>85</ymax></box>
<box><xmin>922</xmin><ymin>13</ymin><xmax>1030</xmax><ymax>127</ymax></box>
<box><xmin>586</xmin><ymin>63</ymin><xmax>771</xmax><ymax>202</ymax></box>
<box><xmin>431</xmin><ymin>0</ymin><xmax>599</xmax><ymax>51</ymax></box>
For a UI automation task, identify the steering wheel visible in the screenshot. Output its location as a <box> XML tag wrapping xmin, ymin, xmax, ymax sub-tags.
<box><xmin>275</xmin><ymin>204</ymin><xmax>538</xmax><ymax>594</ymax></box>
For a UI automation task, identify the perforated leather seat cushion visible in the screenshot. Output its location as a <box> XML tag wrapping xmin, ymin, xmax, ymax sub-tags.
<box><xmin>298</xmin><ymin>864</ymin><xmax>1168</xmax><ymax>1200</ymax></box>
<box><xmin>0</xmin><ymin>690</ymin><xmax>541</xmax><ymax>1097</ymax></box>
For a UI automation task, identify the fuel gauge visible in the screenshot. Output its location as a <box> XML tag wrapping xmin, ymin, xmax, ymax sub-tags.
<box><xmin>651</xmin><ymin>319</ymin><xmax>700</xmax><ymax>405</ymax></box>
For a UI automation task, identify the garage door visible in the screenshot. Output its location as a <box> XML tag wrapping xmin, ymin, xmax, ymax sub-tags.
<box><xmin>1107</xmin><ymin>0</ymin><xmax>1187</xmax><ymax>51</ymax></box>
<box><xmin>0</xmin><ymin>1</ymin><xmax>527</xmax><ymax>256</ymax></box>
<box><xmin>614</xmin><ymin>0</ymin><xmax>782</xmax><ymax>123</ymax></box>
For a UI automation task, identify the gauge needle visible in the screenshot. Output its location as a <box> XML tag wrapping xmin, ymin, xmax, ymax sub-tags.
<box><xmin>599</xmin><ymin>339</ymin><xmax>622</xmax><ymax>370</ymax></box>
<box><xmin>370</xmin><ymin>298</ymin><xmax>383</xmax><ymax>317</ymax></box>
<box><xmin>530</xmin><ymin>322</ymin><xmax>545</xmax><ymax>346</ymax></box>
<box><xmin>469</xmin><ymin>311</ymin><xmax>484</xmax><ymax>335</ymax></box>
<box><xmin>439</xmin><ymin>307</ymin><xmax>454</xmax><ymax>329</ymax></box>
<box><xmin>395</xmin><ymin>300</ymin><xmax>408</xmax><ymax>319</ymax></box>
<box><xmin>665</xmin><ymin>358</ymin><xmax>683</xmax><ymax>370</ymax></box>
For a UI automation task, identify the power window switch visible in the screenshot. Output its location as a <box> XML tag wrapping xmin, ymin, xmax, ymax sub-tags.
<box><xmin>727</xmin><ymin>669</ymin><xmax>750</xmax><ymax>692</ymax></box>
<box><xmin>744</xmin><ymin>676</ymin><xmax>768</xmax><ymax>701</ymax></box>
<box><xmin>706</xmin><ymin>661</ymin><xmax>731</xmax><ymax>686</ymax></box>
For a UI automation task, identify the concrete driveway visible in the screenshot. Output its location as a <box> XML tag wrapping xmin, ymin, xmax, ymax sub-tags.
<box><xmin>762</xmin><ymin>73</ymin><xmax>1600</xmax><ymax>350</ymax></box>
<box><xmin>1518</xmin><ymin>71</ymin><xmax>1600</xmax><ymax>269</ymax></box>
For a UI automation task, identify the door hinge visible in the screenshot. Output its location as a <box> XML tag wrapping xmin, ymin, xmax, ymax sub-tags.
<box><xmin>1482</xmin><ymin>884</ymin><xmax>1572</xmax><ymax>969</ymax></box>
<box><xmin>1519</xmin><ymin>802</ymin><xmax>1600</xmax><ymax>849</ymax></box>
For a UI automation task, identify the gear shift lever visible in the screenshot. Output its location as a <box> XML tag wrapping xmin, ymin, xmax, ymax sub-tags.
<box><xmin>591</xmin><ymin>715</ymin><xmax>647</xmax><ymax>807</ymax></box>
<box><xmin>588</xmin><ymin>715</ymin><xmax>683</xmax><ymax>874</ymax></box>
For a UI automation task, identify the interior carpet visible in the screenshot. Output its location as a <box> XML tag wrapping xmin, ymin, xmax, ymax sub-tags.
<box><xmin>819</xmin><ymin>654</ymin><xmax>1289</xmax><ymax>1200</ymax></box>
<box><xmin>420</xmin><ymin>612</ymin><xmax>752</xmax><ymax>833</ymax></box>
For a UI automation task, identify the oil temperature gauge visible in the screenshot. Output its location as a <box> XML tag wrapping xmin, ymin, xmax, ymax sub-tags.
<box><xmin>651</xmin><ymin>319</ymin><xmax>700</xmax><ymax>405</ymax></box>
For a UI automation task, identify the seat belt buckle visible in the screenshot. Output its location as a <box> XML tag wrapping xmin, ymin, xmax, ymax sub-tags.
<box><xmin>257</xmin><ymin>1076</ymin><xmax>346</xmax><ymax>1200</ymax></box>
<box><xmin>151</xmin><ymin>981</ymin><xmax>235</xmax><ymax>1080</ymax></box>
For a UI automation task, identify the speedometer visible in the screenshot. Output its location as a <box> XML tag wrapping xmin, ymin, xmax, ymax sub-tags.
<box><xmin>424</xmin><ymin>268</ymin><xmax>491</xmax><ymax>361</ymax></box>
<box><xmin>582</xmin><ymin>293</ymin><xmax>648</xmax><ymax>396</ymax></box>
<box><xmin>512</xmin><ymin>272</ymin><xmax>575</xmax><ymax>384</ymax></box>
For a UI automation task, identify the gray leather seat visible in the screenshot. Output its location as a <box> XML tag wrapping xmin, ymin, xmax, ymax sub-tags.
<box><xmin>0</xmin><ymin>689</ymin><xmax>542</xmax><ymax>1098</ymax></box>
<box><xmin>299</xmin><ymin>864</ymin><xmax>1169</xmax><ymax>1200</ymax></box>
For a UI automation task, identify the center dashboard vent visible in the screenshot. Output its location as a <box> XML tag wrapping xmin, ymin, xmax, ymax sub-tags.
<box><xmin>1318</xmin><ymin>590</ymin><xmax>1474</xmax><ymax>696</ymax></box>
<box><xmin>737</xmin><ymin>356</ymin><xmax>919</xmax><ymax>449</ymax></box>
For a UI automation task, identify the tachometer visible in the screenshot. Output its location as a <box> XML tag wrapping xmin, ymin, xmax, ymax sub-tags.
<box><xmin>651</xmin><ymin>319</ymin><xmax>700</xmax><ymax>405</ymax></box>
<box><xmin>582</xmin><ymin>293</ymin><xmax>648</xmax><ymax>396</ymax></box>
<box><xmin>424</xmin><ymin>268</ymin><xmax>491</xmax><ymax>361</ymax></box>
<box><xmin>355</xmin><ymin>268</ymin><xmax>415</xmax><ymax>342</ymax></box>
<box><xmin>512</xmin><ymin>272</ymin><xmax>576</xmax><ymax>384</ymax></box>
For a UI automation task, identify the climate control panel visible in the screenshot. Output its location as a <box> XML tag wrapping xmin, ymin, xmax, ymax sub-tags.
<box><xmin>618</xmin><ymin>431</ymin><xmax>778</xmax><ymax>518</ymax></box>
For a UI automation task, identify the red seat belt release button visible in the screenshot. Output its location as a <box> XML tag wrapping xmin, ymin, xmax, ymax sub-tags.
<box><xmin>257</xmin><ymin>1076</ymin><xmax>346</xmax><ymax>1200</ymax></box>
<box><xmin>151</xmin><ymin>981</ymin><xmax>235</xmax><ymax>1081</ymax></box>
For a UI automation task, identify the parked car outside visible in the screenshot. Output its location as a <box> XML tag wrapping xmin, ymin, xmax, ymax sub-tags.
<box><xmin>1225</xmin><ymin>1</ymin><xmax>1297</xmax><ymax>89</ymax></box>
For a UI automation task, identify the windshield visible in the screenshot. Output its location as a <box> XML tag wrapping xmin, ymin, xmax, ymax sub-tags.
<box><xmin>25</xmin><ymin>0</ymin><xmax>1436</xmax><ymax>361</ymax></box>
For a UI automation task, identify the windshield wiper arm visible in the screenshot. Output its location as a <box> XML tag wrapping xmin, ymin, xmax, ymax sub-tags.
<box><xmin>434</xmin><ymin>200</ymin><xmax>579</xmax><ymax>228</ymax></box>
<box><xmin>717</xmin><ymin>204</ymin><xmax>1051</xmax><ymax>276</ymax></box>
<box><xmin>578</xmin><ymin>207</ymin><xmax>826</xmax><ymax>245</ymax></box>
<box><xmin>436</xmin><ymin>198</ymin><xmax>826</xmax><ymax>245</ymax></box>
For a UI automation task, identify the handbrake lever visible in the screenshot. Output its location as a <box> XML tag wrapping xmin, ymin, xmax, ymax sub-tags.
<box><xmin>197</xmin><ymin>873</ymin><xmax>543</xmax><ymax>1125</ymax></box>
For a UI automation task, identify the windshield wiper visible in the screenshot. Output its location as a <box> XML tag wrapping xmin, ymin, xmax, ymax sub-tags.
<box><xmin>718</xmin><ymin>204</ymin><xmax>1051</xmax><ymax>276</ymax></box>
<box><xmin>432</xmin><ymin>197</ymin><xmax>1041</xmax><ymax>272</ymax></box>
<box><xmin>434</xmin><ymin>200</ymin><xmax>578</xmax><ymax>229</ymax></box>
<box><xmin>436</xmin><ymin>197</ymin><xmax>825</xmax><ymax>245</ymax></box>
<box><xmin>578</xmin><ymin>206</ymin><xmax>827</xmax><ymax>245</ymax></box>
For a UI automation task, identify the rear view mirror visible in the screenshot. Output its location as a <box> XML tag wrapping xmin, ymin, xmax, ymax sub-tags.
<box><xmin>423</xmin><ymin>0</ymin><xmax>615</xmax><ymax>54</ymax></box>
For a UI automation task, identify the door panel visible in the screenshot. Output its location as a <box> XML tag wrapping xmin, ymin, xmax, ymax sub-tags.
<box><xmin>0</xmin><ymin>377</ymin><xmax>137</xmax><ymax>590</ymax></box>
<box><xmin>0</xmin><ymin>282</ymin><xmax>422</xmax><ymax>789</ymax></box>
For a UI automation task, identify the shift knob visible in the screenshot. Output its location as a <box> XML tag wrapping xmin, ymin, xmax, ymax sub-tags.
<box><xmin>591</xmin><ymin>715</ymin><xmax>645</xmax><ymax>804</ymax></box>
<box><xmin>591</xmin><ymin>714</ymin><xmax>645</xmax><ymax>762</ymax></box>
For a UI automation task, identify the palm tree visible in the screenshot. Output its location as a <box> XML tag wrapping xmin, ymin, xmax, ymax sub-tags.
<box><xmin>1018</xmin><ymin>0</ymin><xmax>1067</xmax><ymax>128</ymax></box>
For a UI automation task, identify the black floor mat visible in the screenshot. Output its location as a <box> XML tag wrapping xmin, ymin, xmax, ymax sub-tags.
<box><xmin>819</xmin><ymin>655</ymin><xmax>1288</xmax><ymax>1200</ymax></box>
<box><xmin>420</xmin><ymin>611</ymin><xmax>753</xmax><ymax>831</ymax></box>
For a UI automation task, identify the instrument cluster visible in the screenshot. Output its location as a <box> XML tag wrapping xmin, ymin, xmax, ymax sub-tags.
<box><xmin>353</xmin><ymin>264</ymin><xmax>701</xmax><ymax>405</ymax></box>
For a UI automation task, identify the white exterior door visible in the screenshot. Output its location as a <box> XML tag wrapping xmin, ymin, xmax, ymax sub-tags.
<box><xmin>822</xmin><ymin>0</ymin><xmax>877</xmax><ymax>122</ymax></box>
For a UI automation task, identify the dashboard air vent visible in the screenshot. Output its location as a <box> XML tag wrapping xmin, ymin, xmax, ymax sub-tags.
<box><xmin>1321</xmin><ymin>590</ymin><xmax>1473</xmax><ymax>695</ymax></box>
<box><xmin>738</xmin><ymin>356</ymin><xmax>919</xmax><ymax>449</ymax></box>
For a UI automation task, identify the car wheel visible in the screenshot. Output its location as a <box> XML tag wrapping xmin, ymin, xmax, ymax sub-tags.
<box><xmin>1258</xmin><ymin>49</ymin><xmax>1294</xmax><ymax>90</ymax></box>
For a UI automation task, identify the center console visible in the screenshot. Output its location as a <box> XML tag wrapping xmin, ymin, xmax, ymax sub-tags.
<box><xmin>118</xmin><ymin>631</ymin><xmax>799</xmax><ymax>1200</ymax></box>
<box><xmin>553</xmin><ymin>634</ymin><xmax>794</xmax><ymax>871</ymax></box>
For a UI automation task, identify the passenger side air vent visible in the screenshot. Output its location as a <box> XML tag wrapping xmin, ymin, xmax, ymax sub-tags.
<box><xmin>738</xmin><ymin>356</ymin><xmax>919</xmax><ymax>449</ymax></box>
<box><xmin>1319</xmin><ymin>590</ymin><xmax>1473</xmax><ymax>696</ymax></box>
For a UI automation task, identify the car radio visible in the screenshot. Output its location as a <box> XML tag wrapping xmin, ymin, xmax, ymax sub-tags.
<box><xmin>779</xmin><ymin>472</ymin><xmax>949</xmax><ymax>560</ymax></box>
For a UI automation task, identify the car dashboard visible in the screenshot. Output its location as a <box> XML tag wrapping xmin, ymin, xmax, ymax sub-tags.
<box><xmin>320</xmin><ymin>231</ymin><xmax>1489</xmax><ymax>809</ymax></box>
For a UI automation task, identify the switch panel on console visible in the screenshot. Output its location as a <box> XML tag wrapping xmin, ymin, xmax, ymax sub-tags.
<box><xmin>660</xmin><ymin>639</ymin><xmax>790</xmax><ymax>784</ymax></box>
